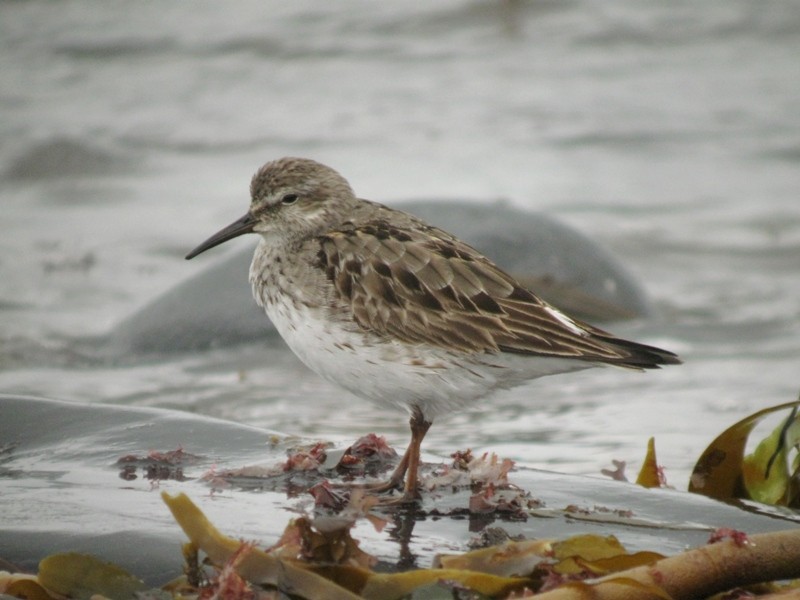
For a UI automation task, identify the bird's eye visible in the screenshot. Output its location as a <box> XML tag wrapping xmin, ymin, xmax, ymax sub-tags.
<box><xmin>281</xmin><ymin>194</ymin><xmax>299</xmax><ymax>205</ymax></box>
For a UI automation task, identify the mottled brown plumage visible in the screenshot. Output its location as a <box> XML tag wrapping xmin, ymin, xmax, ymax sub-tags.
<box><xmin>186</xmin><ymin>157</ymin><xmax>680</xmax><ymax>504</ymax></box>
<box><xmin>317</xmin><ymin>218</ymin><xmax>675</xmax><ymax>366</ymax></box>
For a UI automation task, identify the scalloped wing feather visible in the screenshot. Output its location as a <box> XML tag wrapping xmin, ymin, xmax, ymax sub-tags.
<box><xmin>317</xmin><ymin>219</ymin><xmax>679</xmax><ymax>367</ymax></box>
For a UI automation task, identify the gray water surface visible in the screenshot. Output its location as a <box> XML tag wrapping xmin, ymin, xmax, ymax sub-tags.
<box><xmin>1</xmin><ymin>0</ymin><xmax>799</xmax><ymax>488</ymax></box>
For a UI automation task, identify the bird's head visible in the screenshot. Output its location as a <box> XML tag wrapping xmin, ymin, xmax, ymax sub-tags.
<box><xmin>186</xmin><ymin>157</ymin><xmax>356</xmax><ymax>260</ymax></box>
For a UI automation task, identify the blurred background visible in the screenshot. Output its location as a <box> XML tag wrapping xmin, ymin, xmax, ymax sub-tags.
<box><xmin>1</xmin><ymin>0</ymin><xmax>799</xmax><ymax>486</ymax></box>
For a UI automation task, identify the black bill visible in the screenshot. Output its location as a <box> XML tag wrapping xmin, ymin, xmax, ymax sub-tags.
<box><xmin>185</xmin><ymin>212</ymin><xmax>256</xmax><ymax>259</ymax></box>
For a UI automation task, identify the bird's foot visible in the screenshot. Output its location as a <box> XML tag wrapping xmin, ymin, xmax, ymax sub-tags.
<box><xmin>323</xmin><ymin>475</ymin><xmax>421</xmax><ymax>505</ymax></box>
<box><xmin>373</xmin><ymin>489</ymin><xmax>420</xmax><ymax>507</ymax></box>
<box><xmin>327</xmin><ymin>476</ymin><xmax>401</xmax><ymax>493</ymax></box>
<box><xmin>312</xmin><ymin>479</ymin><xmax>419</xmax><ymax>510</ymax></box>
<box><xmin>361</xmin><ymin>477</ymin><xmax>404</xmax><ymax>494</ymax></box>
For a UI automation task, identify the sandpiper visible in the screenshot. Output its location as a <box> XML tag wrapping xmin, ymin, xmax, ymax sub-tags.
<box><xmin>186</xmin><ymin>157</ymin><xmax>680</xmax><ymax>504</ymax></box>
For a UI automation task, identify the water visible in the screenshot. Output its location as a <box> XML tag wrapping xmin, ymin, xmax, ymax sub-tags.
<box><xmin>2</xmin><ymin>0</ymin><xmax>799</xmax><ymax>488</ymax></box>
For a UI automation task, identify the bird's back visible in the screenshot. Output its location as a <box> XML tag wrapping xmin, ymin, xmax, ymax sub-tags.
<box><xmin>308</xmin><ymin>200</ymin><xmax>679</xmax><ymax>369</ymax></box>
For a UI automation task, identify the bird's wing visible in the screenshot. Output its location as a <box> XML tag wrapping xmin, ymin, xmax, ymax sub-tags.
<box><xmin>317</xmin><ymin>218</ymin><xmax>678</xmax><ymax>367</ymax></box>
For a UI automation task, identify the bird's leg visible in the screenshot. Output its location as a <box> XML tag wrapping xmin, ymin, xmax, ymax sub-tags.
<box><xmin>376</xmin><ymin>408</ymin><xmax>431</xmax><ymax>505</ymax></box>
<box><xmin>333</xmin><ymin>409</ymin><xmax>431</xmax><ymax>504</ymax></box>
<box><xmin>402</xmin><ymin>411</ymin><xmax>431</xmax><ymax>499</ymax></box>
<box><xmin>365</xmin><ymin>442</ymin><xmax>411</xmax><ymax>493</ymax></box>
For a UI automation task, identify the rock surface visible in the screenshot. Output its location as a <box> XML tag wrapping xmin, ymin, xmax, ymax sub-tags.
<box><xmin>1</xmin><ymin>394</ymin><xmax>795</xmax><ymax>585</ymax></box>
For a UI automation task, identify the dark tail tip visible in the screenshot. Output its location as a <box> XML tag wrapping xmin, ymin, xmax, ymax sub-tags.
<box><xmin>610</xmin><ymin>338</ymin><xmax>682</xmax><ymax>369</ymax></box>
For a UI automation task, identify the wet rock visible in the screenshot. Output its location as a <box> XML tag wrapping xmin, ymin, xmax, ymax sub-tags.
<box><xmin>4</xmin><ymin>137</ymin><xmax>132</xmax><ymax>181</ymax></box>
<box><xmin>0</xmin><ymin>394</ymin><xmax>797</xmax><ymax>585</ymax></box>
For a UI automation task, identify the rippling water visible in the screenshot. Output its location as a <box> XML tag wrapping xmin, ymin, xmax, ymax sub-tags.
<box><xmin>2</xmin><ymin>0</ymin><xmax>799</xmax><ymax>486</ymax></box>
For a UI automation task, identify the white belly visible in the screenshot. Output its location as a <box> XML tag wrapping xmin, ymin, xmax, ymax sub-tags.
<box><xmin>249</xmin><ymin>238</ymin><xmax>592</xmax><ymax>422</ymax></box>
<box><xmin>258</xmin><ymin>289</ymin><xmax>590</xmax><ymax>422</ymax></box>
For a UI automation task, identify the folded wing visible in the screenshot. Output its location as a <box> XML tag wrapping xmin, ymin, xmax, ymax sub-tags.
<box><xmin>317</xmin><ymin>218</ymin><xmax>679</xmax><ymax>369</ymax></box>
